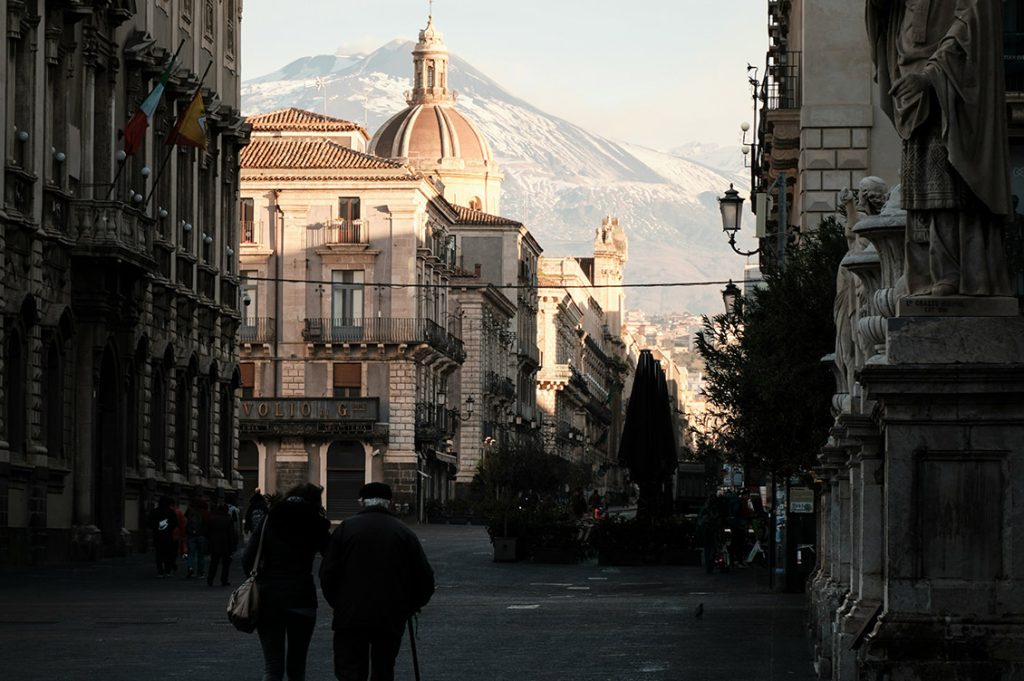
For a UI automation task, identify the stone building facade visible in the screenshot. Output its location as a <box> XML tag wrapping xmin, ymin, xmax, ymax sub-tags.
<box><xmin>0</xmin><ymin>0</ymin><xmax>246</xmax><ymax>565</ymax></box>
<box><xmin>536</xmin><ymin>217</ymin><xmax>630</xmax><ymax>492</ymax></box>
<box><xmin>752</xmin><ymin>0</ymin><xmax>900</xmax><ymax>258</ymax></box>
<box><xmin>238</xmin><ymin>108</ymin><xmax>465</xmax><ymax>520</ymax></box>
<box><xmin>449</xmin><ymin>206</ymin><xmax>542</xmax><ymax>492</ymax></box>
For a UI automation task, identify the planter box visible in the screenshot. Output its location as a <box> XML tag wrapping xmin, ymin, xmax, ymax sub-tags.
<box><xmin>493</xmin><ymin>537</ymin><xmax>518</xmax><ymax>562</ymax></box>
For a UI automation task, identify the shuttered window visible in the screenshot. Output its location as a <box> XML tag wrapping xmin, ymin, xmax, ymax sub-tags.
<box><xmin>333</xmin><ymin>363</ymin><xmax>361</xmax><ymax>398</ymax></box>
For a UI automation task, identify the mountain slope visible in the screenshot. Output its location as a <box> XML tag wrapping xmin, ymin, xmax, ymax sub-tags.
<box><xmin>242</xmin><ymin>41</ymin><xmax>755</xmax><ymax>314</ymax></box>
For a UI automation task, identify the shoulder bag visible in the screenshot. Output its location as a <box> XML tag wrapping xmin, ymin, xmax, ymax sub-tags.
<box><xmin>227</xmin><ymin>517</ymin><xmax>268</xmax><ymax>633</ymax></box>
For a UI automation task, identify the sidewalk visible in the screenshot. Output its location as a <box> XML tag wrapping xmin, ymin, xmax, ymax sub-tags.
<box><xmin>0</xmin><ymin>524</ymin><xmax>815</xmax><ymax>681</ymax></box>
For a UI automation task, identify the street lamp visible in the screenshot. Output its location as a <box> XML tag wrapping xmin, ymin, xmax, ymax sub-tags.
<box><xmin>722</xmin><ymin>280</ymin><xmax>741</xmax><ymax>314</ymax></box>
<box><xmin>718</xmin><ymin>184</ymin><xmax>759</xmax><ymax>258</ymax></box>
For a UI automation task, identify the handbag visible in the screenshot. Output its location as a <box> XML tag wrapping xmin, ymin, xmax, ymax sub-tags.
<box><xmin>226</xmin><ymin>518</ymin><xmax>268</xmax><ymax>633</ymax></box>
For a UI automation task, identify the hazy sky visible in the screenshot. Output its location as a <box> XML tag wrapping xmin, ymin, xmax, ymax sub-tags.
<box><xmin>241</xmin><ymin>0</ymin><xmax>768</xmax><ymax>152</ymax></box>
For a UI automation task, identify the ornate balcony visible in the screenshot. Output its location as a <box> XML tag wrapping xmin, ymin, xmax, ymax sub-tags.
<box><xmin>485</xmin><ymin>371</ymin><xmax>516</xmax><ymax>400</ymax></box>
<box><xmin>69</xmin><ymin>199</ymin><xmax>155</xmax><ymax>271</ymax></box>
<box><xmin>415</xmin><ymin>402</ymin><xmax>458</xmax><ymax>442</ymax></box>
<box><xmin>239</xmin><ymin>317</ymin><xmax>276</xmax><ymax>344</ymax></box>
<box><xmin>303</xmin><ymin>317</ymin><xmax>465</xmax><ymax>363</ymax></box>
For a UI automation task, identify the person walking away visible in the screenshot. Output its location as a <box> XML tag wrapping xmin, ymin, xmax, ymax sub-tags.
<box><xmin>148</xmin><ymin>496</ymin><xmax>178</xmax><ymax>577</ymax></box>
<box><xmin>243</xmin><ymin>484</ymin><xmax>331</xmax><ymax>681</ymax></box>
<box><xmin>206</xmin><ymin>503</ymin><xmax>238</xmax><ymax>587</ymax></box>
<box><xmin>226</xmin><ymin>492</ymin><xmax>243</xmax><ymax>539</ymax></box>
<box><xmin>172</xmin><ymin>497</ymin><xmax>188</xmax><ymax>573</ymax></box>
<box><xmin>185</xmin><ymin>497</ymin><xmax>210</xmax><ymax>579</ymax></box>
<box><xmin>320</xmin><ymin>482</ymin><xmax>435</xmax><ymax>681</ymax></box>
<box><xmin>245</xmin><ymin>490</ymin><xmax>269</xmax><ymax>541</ymax></box>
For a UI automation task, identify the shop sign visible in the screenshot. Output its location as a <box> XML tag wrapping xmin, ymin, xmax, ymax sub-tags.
<box><xmin>789</xmin><ymin>486</ymin><xmax>814</xmax><ymax>514</ymax></box>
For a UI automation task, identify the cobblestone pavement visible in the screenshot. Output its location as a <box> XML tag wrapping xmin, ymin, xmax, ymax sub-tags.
<box><xmin>0</xmin><ymin>524</ymin><xmax>815</xmax><ymax>681</ymax></box>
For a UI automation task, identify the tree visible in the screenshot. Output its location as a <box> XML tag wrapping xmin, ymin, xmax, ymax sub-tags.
<box><xmin>695</xmin><ymin>218</ymin><xmax>847</xmax><ymax>476</ymax></box>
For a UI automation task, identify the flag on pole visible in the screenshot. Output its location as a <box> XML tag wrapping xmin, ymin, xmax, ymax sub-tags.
<box><xmin>123</xmin><ymin>58</ymin><xmax>177</xmax><ymax>155</ymax></box>
<box><xmin>165</xmin><ymin>89</ymin><xmax>208</xmax><ymax>150</ymax></box>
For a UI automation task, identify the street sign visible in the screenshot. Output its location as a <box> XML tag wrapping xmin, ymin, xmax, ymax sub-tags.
<box><xmin>789</xmin><ymin>486</ymin><xmax>814</xmax><ymax>513</ymax></box>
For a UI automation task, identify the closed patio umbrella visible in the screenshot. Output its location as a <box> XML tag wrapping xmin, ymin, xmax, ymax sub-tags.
<box><xmin>618</xmin><ymin>349</ymin><xmax>678</xmax><ymax>519</ymax></box>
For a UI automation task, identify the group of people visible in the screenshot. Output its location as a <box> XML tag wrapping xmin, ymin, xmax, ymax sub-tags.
<box><xmin>233</xmin><ymin>481</ymin><xmax>433</xmax><ymax>681</ymax></box>
<box><xmin>148</xmin><ymin>493</ymin><xmax>246</xmax><ymax>586</ymax></box>
<box><xmin>696</xmin><ymin>488</ymin><xmax>765</xmax><ymax>574</ymax></box>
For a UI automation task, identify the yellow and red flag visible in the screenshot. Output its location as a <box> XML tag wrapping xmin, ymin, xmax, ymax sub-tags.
<box><xmin>165</xmin><ymin>90</ymin><xmax>208</xmax><ymax>150</ymax></box>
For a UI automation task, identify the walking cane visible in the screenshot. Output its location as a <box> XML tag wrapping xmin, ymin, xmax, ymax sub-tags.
<box><xmin>408</xmin><ymin>617</ymin><xmax>422</xmax><ymax>681</ymax></box>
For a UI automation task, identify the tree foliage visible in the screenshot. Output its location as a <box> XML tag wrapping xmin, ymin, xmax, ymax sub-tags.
<box><xmin>695</xmin><ymin>218</ymin><xmax>847</xmax><ymax>476</ymax></box>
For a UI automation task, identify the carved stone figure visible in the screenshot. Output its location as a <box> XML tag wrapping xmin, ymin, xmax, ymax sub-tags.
<box><xmin>834</xmin><ymin>177</ymin><xmax>889</xmax><ymax>394</ymax></box>
<box><xmin>867</xmin><ymin>0</ymin><xmax>1013</xmax><ymax>296</ymax></box>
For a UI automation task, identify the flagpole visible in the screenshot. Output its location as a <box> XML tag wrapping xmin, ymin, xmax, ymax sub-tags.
<box><xmin>107</xmin><ymin>39</ymin><xmax>187</xmax><ymax>203</ymax></box>
<box><xmin>144</xmin><ymin>60</ymin><xmax>213</xmax><ymax>211</ymax></box>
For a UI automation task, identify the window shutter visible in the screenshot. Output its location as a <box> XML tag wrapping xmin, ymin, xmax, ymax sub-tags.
<box><xmin>240</xmin><ymin>362</ymin><xmax>255</xmax><ymax>388</ymax></box>
<box><xmin>333</xmin><ymin>363</ymin><xmax>361</xmax><ymax>388</ymax></box>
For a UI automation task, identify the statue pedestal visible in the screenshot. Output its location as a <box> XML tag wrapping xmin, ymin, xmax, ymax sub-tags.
<box><xmin>858</xmin><ymin>312</ymin><xmax>1024</xmax><ymax>680</ymax></box>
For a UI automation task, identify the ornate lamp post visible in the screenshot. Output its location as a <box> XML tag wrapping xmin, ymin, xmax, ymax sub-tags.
<box><xmin>721</xmin><ymin>280</ymin><xmax>742</xmax><ymax>314</ymax></box>
<box><xmin>718</xmin><ymin>184</ymin><xmax>759</xmax><ymax>258</ymax></box>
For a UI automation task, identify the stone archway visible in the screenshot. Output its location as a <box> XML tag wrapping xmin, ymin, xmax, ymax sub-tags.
<box><xmin>95</xmin><ymin>345</ymin><xmax>124</xmax><ymax>544</ymax></box>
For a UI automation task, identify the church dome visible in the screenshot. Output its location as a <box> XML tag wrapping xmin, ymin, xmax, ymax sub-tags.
<box><xmin>369</xmin><ymin>104</ymin><xmax>495</xmax><ymax>166</ymax></box>
<box><xmin>368</xmin><ymin>15</ymin><xmax>496</xmax><ymax>168</ymax></box>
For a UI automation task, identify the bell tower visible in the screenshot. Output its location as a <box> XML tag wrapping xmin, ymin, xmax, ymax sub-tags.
<box><xmin>408</xmin><ymin>15</ymin><xmax>453</xmax><ymax>106</ymax></box>
<box><xmin>592</xmin><ymin>216</ymin><xmax>629</xmax><ymax>336</ymax></box>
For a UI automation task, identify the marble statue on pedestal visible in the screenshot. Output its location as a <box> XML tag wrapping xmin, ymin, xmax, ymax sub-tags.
<box><xmin>867</xmin><ymin>0</ymin><xmax>1013</xmax><ymax>296</ymax></box>
<box><xmin>834</xmin><ymin>177</ymin><xmax>889</xmax><ymax>395</ymax></box>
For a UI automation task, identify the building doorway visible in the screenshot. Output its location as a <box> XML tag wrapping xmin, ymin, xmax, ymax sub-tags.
<box><xmin>238</xmin><ymin>440</ymin><xmax>260</xmax><ymax>509</ymax></box>
<box><xmin>326</xmin><ymin>442</ymin><xmax>365</xmax><ymax>520</ymax></box>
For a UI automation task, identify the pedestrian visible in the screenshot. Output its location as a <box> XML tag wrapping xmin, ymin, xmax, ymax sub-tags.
<box><xmin>243</xmin><ymin>483</ymin><xmax>331</xmax><ymax>681</ymax></box>
<box><xmin>206</xmin><ymin>503</ymin><xmax>238</xmax><ymax>587</ymax></box>
<box><xmin>171</xmin><ymin>497</ymin><xmax>188</xmax><ymax>572</ymax></box>
<box><xmin>696</xmin><ymin>494</ymin><xmax>721</xmax><ymax>574</ymax></box>
<box><xmin>148</xmin><ymin>496</ymin><xmax>178</xmax><ymax>577</ymax></box>
<box><xmin>185</xmin><ymin>496</ymin><xmax>210</xmax><ymax>579</ymax></box>
<box><xmin>226</xmin><ymin>492</ymin><xmax>243</xmax><ymax>539</ymax></box>
<box><xmin>320</xmin><ymin>482</ymin><xmax>435</xmax><ymax>681</ymax></box>
<box><xmin>245</xmin><ymin>489</ymin><xmax>269</xmax><ymax>540</ymax></box>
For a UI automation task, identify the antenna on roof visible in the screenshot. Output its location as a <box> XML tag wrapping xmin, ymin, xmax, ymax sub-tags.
<box><xmin>429</xmin><ymin>0</ymin><xmax>434</xmax><ymax>20</ymax></box>
<box><xmin>313</xmin><ymin>76</ymin><xmax>328</xmax><ymax>116</ymax></box>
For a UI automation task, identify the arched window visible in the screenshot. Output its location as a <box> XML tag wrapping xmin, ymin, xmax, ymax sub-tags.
<box><xmin>219</xmin><ymin>383</ymin><xmax>234</xmax><ymax>480</ymax></box>
<box><xmin>197</xmin><ymin>378</ymin><xmax>211</xmax><ymax>475</ymax></box>
<box><xmin>6</xmin><ymin>329</ymin><xmax>26</xmax><ymax>455</ymax></box>
<box><xmin>326</xmin><ymin>442</ymin><xmax>365</xmax><ymax>520</ymax></box>
<box><xmin>175</xmin><ymin>368</ymin><xmax>194</xmax><ymax>475</ymax></box>
<box><xmin>43</xmin><ymin>340</ymin><xmax>64</xmax><ymax>460</ymax></box>
<box><xmin>151</xmin><ymin>367</ymin><xmax>167</xmax><ymax>471</ymax></box>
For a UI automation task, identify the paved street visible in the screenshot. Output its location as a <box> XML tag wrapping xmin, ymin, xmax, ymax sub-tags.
<box><xmin>0</xmin><ymin>525</ymin><xmax>815</xmax><ymax>681</ymax></box>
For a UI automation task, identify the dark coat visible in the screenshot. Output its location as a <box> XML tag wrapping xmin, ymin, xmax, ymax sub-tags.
<box><xmin>319</xmin><ymin>506</ymin><xmax>435</xmax><ymax>635</ymax></box>
<box><xmin>148</xmin><ymin>505</ymin><xmax>177</xmax><ymax>536</ymax></box>
<box><xmin>242</xmin><ymin>499</ymin><xmax>331</xmax><ymax>615</ymax></box>
<box><xmin>207</xmin><ymin>512</ymin><xmax>238</xmax><ymax>556</ymax></box>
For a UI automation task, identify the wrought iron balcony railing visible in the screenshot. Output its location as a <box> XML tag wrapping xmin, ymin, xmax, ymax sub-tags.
<box><xmin>485</xmin><ymin>371</ymin><xmax>516</xmax><ymax>400</ymax></box>
<box><xmin>764</xmin><ymin>51</ymin><xmax>801</xmax><ymax>111</ymax></box>
<box><xmin>302</xmin><ymin>317</ymin><xmax>465</xmax><ymax>362</ymax></box>
<box><xmin>239</xmin><ymin>317</ymin><xmax>276</xmax><ymax>344</ymax></box>
<box><xmin>415</xmin><ymin>402</ymin><xmax>459</xmax><ymax>441</ymax></box>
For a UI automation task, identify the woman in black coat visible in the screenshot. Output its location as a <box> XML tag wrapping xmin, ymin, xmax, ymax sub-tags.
<box><xmin>206</xmin><ymin>503</ymin><xmax>238</xmax><ymax>587</ymax></box>
<box><xmin>243</xmin><ymin>483</ymin><xmax>331</xmax><ymax>681</ymax></box>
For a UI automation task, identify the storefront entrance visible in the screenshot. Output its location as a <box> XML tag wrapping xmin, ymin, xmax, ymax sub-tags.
<box><xmin>326</xmin><ymin>442</ymin><xmax>365</xmax><ymax>520</ymax></box>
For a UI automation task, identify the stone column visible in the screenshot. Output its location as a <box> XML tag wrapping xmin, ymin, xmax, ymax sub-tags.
<box><xmin>858</xmin><ymin>309</ymin><xmax>1024</xmax><ymax>680</ymax></box>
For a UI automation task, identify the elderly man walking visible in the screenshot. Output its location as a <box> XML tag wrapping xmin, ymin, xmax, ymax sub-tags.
<box><xmin>319</xmin><ymin>483</ymin><xmax>435</xmax><ymax>681</ymax></box>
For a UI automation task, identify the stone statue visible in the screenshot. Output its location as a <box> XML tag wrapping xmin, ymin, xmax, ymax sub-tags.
<box><xmin>867</xmin><ymin>0</ymin><xmax>1013</xmax><ymax>297</ymax></box>
<box><xmin>834</xmin><ymin>177</ymin><xmax>889</xmax><ymax>394</ymax></box>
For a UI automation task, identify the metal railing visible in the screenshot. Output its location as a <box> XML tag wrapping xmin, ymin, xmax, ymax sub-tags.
<box><xmin>415</xmin><ymin>402</ymin><xmax>458</xmax><ymax>440</ymax></box>
<box><xmin>239</xmin><ymin>317</ymin><xmax>276</xmax><ymax>344</ymax></box>
<box><xmin>302</xmin><ymin>317</ymin><xmax>465</xmax><ymax>362</ymax></box>
<box><xmin>307</xmin><ymin>220</ymin><xmax>367</xmax><ymax>248</ymax></box>
<box><xmin>485</xmin><ymin>371</ymin><xmax>516</xmax><ymax>400</ymax></box>
<box><xmin>764</xmin><ymin>51</ymin><xmax>801</xmax><ymax>111</ymax></box>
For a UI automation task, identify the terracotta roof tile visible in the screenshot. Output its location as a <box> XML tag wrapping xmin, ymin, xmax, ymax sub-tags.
<box><xmin>450</xmin><ymin>203</ymin><xmax>522</xmax><ymax>227</ymax></box>
<box><xmin>247</xmin><ymin>108</ymin><xmax>369</xmax><ymax>135</ymax></box>
<box><xmin>240</xmin><ymin>138</ymin><xmax>407</xmax><ymax>171</ymax></box>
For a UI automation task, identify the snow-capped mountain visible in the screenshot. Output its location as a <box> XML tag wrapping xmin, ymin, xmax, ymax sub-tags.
<box><xmin>242</xmin><ymin>40</ymin><xmax>756</xmax><ymax>314</ymax></box>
